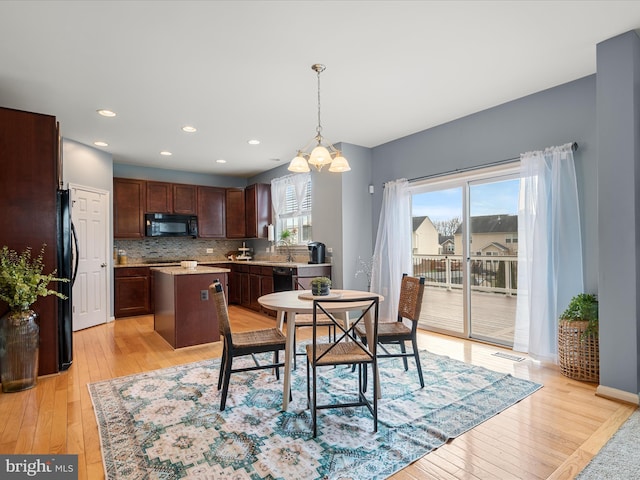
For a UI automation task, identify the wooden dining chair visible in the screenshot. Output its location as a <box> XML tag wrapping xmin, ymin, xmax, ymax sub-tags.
<box><xmin>306</xmin><ymin>296</ymin><xmax>379</xmax><ymax>437</ymax></box>
<box><xmin>354</xmin><ymin>274</ymin><xmax>426</xmax><ymax>387</ymax></box>
<box><xmin>210</xmin><ymin>280</ymin><xmax>287</xmax><ymax>411</ymax></box>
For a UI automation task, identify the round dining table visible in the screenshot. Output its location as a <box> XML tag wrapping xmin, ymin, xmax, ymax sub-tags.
<box><xmin>258</xmin><ymin>289</ymin><xmax>384</xmax><ymax>411</ymax></box>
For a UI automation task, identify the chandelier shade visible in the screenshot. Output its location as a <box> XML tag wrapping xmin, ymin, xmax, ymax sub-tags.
<box><xmin>288</xmin><ymin>64</ymin><xmax>350</xmax><ymax>174</ymax></box>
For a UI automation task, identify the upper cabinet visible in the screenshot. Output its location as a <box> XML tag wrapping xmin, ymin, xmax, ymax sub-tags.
<box><xmin>245</xmin><ymin>183</ymin><xmax>271</xmax><ymax>239</ymax></box>
<box><xmin>114</xmin><ymin>179</ymin><xmax>269</xmax><ymax>240</ymax></box>
<box><xmin>114</xmin><ymin>178</ymin><xmax>146</xmax><ymax>238</ymax></box>
<box><xmin>173</xmin><ymin>183</ymin><xmax>197</xmax><ymax>214</ymax></box>
<box><xmin>197</xmin><ymin>186</ymin><xmax>226</xmax><ymax>238</ymax></box>
<box><xmin>225</xmin><ymin>188</ymin><xmax>246</xmax><ymax>238</ymax></box>
<box><xmin>146</xmin><ymin>181</ymin><xmax>172</xmax><ymax>213</ymax></box>
<box><xmin>146</xmin><ymin>181</ymin><xmax>196</xmax><ymax>215</ymax></box>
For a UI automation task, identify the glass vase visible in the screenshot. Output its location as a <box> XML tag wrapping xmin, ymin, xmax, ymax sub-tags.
<box><xmin>0</xmin><ymin>309</ymin><xmax>40</xmax><ymax>392</ymax></box>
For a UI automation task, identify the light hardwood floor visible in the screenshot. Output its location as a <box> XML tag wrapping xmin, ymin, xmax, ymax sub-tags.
<box><xmin>0</xmin><ymin>306</ymin><xmax>635</xmax><ymax>479</ymax></box>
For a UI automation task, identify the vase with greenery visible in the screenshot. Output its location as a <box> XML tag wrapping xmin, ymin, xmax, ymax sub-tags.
<box><xmin>0</xmin><ymin>245</ymin><xmax>68</xmax><ymax>392</ymax></box>
<box><xmin>558</xmin><ymin>293</ymin><xmax>599</xmax><ymax>382</ymax></box>
<box><xmin>310</xmin><ymin>276</ymin><xmax>332</xmax><ymax>296</ymax></box>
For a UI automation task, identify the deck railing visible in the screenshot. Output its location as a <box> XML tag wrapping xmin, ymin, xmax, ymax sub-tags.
<box><xmin>412</xmin><ymin>254</ymin><xmax>518</xmax><ymax>296</ymax></box>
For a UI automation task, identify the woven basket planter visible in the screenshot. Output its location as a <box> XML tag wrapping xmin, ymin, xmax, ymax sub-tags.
<box><xmin>558</xmin><ymin>320</ymin><xmax>599</xmax><ymax>383</ymax></box>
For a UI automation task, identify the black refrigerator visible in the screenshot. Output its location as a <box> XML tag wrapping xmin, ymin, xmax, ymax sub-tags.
<box><xmin>57</xmin><ymin>190</ymin><xmax>78</xmax><ymax>371</ymax></box>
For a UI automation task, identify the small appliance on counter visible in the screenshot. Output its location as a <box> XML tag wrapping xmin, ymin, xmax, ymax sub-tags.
<box><xmin>308</xmin><ymin>241</ymin><xmax>326</xmax><ymax>264</ymax></box>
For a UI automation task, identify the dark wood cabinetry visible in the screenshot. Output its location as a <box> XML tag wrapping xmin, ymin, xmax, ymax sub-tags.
<box><xmin>114</xmin><ymin>267</ymin><xmax>152</xmax><ymax>317</ymax></box>
<box><xmin>114</xmin><ymin>178</ymin><xmax>146</xmax><ymax>238</ymax></box>
<box><xmin>245</xmin><ymin>183</ymin><xmax>271</xmax><ymax>239</ymax></box>
<box><xmin>154</xmin><ymin>271</ymin><xmax>227</xmax><ymax>348</ymax></box>
<box><xmin>294</xmin><ymin>265</ymin><xmax>332</xmax><ymax>289</ymax></box>
<box><xmin>173</xmin><ymin>184</ymin><xmax>197</xmax><ymax>214</ymax></box>
<box><xmin>0</xmin><ymin>107</ymin><xmax>60</xmax><ymax>376</ymax></box>
<box><xmin>146</xmin><ymin>181</ymin><xmax>172</xmax><ymax>213</ymax></box>
<box><xmin>146</xmin><ymin>181</ymin><xmax>196</xmax><ymax>215</ymax></box>
<box><xmin>225</xmin><ymin>188</ymin><xmax>246</xmax><ymax>238</ymax></box>
<box><xmin>197</xmin><ymin>186</ymin><xmax>226</xmax><ymax>238</ymax></box>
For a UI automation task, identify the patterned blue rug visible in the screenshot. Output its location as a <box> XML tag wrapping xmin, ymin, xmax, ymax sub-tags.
<box><xmin>88</xmin><ymin>349</ymin><xmax>541</xmax><ymax>479</ymax></box>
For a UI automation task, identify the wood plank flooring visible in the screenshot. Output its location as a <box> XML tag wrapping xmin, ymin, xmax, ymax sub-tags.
<box><xmin>0</xmin><ymin>306</ymin><xmax>635</xmax><ymax>480</ymax></box>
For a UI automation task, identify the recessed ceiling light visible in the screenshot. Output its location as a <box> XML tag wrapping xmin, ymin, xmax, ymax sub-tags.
<box><xmin>216</xmin><ymin>159</ymin><xmax>227</xmax><ymax>164</ymax></box>
<box><xmin>182</xmin><ymin>125</ymin><xmax>197</xmax><ymax>133</ymax></box>
<box><xmin>247</xmin><ymin>139</ymin><xmax>260</xmax><ymax>145</ymax></box>
<box><xmin>94</xmin><ymin>141</ymin><xmax>108</xmax><ymax>147</ymax></box>
<box><xmin>97</xmin><ymin>109</ymin><xmax>116</xmax><ymax>117</ymax></box>
<box><xmin>160</xmin><ymin>151</ymin><xmax>172</xmax><ymax>156</ymax></box>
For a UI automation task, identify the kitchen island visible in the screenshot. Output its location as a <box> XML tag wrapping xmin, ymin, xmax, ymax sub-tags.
<box><xmin>152</xmin><ymin>265</ymin><xmax>230</xmax><ymax>348</ymax></box>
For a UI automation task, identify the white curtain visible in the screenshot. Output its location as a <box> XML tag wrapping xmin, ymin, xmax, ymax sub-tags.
<box><xmin>371</xmin><ymin>178</ymin><xmax>412</xmax><ymax>321</ymax></box>
<box><xmin>271</xmin><ymin>172</ymin><xmax>310</xmax><ymax>220</ymax></box>
<box><xmin>513</xmin><ymin>143</ymin><xmax>583</xmax><ymax>362</ymax></box>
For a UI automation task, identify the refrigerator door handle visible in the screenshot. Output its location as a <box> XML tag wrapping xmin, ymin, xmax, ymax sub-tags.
<box><xmin>71</xmin><ymin>222</ymin><xmax>79</xmax><ymax>286</ymax></box>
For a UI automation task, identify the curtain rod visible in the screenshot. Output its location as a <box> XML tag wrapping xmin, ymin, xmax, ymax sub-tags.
<box><xmin>407</xmin><ymin>141</ymin><xmax>578</xmax><ymax>184</ymax></box>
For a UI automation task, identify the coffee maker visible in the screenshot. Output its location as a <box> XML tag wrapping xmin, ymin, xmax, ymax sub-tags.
<box><xmin>308</xmin><ymin>242</ymin><xmax>326</xmax><ymax>264</ymax></box>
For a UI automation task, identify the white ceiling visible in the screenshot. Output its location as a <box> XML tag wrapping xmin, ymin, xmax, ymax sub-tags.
<box><xmin>1</xmin><ymin>1</ymin><xmax>639</xmax><ymax>178</ymax></box>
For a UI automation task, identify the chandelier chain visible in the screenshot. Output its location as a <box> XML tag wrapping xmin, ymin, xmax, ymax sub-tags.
<box><xmin>316</xmin><ymin>65</ymin><xmax>323</xmax><ymax>139</ymax></box>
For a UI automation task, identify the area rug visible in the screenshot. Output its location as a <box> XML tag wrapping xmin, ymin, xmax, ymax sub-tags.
<box><xmin>88</xmin><ymin>349</ymin><xmax>542</xmax><ymax>480</ymax></box>
<box><xmin>576</xmin><ymin>409</ymin><xmax>640</xmax><ymax>479</ymax></box>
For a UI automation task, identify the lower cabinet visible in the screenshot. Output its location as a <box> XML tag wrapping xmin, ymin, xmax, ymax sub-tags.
<box><xmin>114</xmin><ymin>267</ymin><xmax>152</xmax><ymax>318</ymax></box>
<box><xmin>295</xmin><ymin>265</ymin><xmax>332</xmax><ymax>289</ymax></box>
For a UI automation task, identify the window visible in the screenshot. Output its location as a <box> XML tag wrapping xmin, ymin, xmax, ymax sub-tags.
<box><xmin>272</xmin><ymin>174</ymin><xmax>312</xmax><ymax>245</ymax></box>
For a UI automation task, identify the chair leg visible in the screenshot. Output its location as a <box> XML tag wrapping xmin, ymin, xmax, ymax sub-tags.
<box><xmin>274</xmin><ymin>350</ymin><xmax>280</xmax><ymax>380</ymax></box>
<box><xmin>400</xmin><ymin>341</ymin><xmax>409</xmax><ymax>371</ymax></box>
<box><xmin>220</xmin><ymin>353</ymin><xmax>233</xmax><ymax>411</ymax></box>
<box><xmin>372</xmin><ymin>360</ymin><xmax>378</xmax><ymax>433</ymax></box>
<box><xmin>412</xmin><ymin>338</ymin><xmax>424</xmax><ymax>388</ymax></box>
<box><xmin>218</xmin><ymin>343</ymin><xmax>227</xmax><ymax>390</ymax></box>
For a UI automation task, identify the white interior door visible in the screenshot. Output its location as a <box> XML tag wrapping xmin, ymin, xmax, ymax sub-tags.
<box><xmin>71</xmin><ymin>184</ymin><xmax>109</xmax><ymax>331</ymax></box>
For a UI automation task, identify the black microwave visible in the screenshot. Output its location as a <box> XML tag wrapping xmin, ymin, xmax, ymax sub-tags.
<box><xmin>145</xmin><ymin>213</ymin><xmax>198</xmax><ymax>238</ymax></box>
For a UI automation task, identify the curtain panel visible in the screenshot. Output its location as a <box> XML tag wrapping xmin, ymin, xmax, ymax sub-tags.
<box><xmin>371</xmin><ymin>178</ymin><xmax>413</xmax><ymax>321</ymax></box>
<box><xmin>514</xmin><ymin>143</ymin><xmax>583</xmax><ymax>362</ymax></box>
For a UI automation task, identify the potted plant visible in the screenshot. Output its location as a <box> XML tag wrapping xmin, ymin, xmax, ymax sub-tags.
<box><xmin>310</xmin><ymin>276</ymin><xmax>332</xmax><ymax>296</ymax></box>
<box><xmin>558</xmin><ymin>293</ymin><xmax>599</xmax><ymax>382</ymax></box>
<box><xmin>0</xmin><ymin>245</ymin><xmax>68</xmax><ymax>392</ymax></box>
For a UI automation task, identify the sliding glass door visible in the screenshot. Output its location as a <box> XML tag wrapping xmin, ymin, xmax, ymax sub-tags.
<box><xmin>411</xmin><ymin>166</ymin><xmax>519</xmax><ymax>346</ymax></box>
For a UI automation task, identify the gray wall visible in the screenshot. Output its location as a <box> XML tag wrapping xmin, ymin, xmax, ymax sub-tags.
<box><xmin>113</xmin><ymin>163</ymin><xmax>246</xmax><ymax>188</ymax></box>
<box><xmin>371</xmin><ymin>75</ymin><xmax>598</xmax><ymax>293</ymax></box>
<box><xmin>596</xmin><ymin>31</ymin><xmax>640</xmax><ymax>395</ymax></box>
<box><xmin>248</xmin><ymin>151</ymin><xmax>375</xmax><ymax>291</ymax></box>
<box><xmin>366</xmin><ymin>30</ymin><xmax>640</xmax><ymax>397</ymax></box>
<box><xmin>61</xmin><ymin>138</ymin><xmax>115</xmax><ymax>315</ymax></box>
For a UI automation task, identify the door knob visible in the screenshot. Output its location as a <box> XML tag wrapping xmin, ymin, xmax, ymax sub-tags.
<box><xmin>101</xmin><ymin>263</ymin><xmax>107</xmax><ymax>268</ymax></box>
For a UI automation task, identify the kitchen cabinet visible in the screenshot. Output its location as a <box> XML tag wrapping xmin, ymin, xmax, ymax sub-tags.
<box><xmin>0</xmin><ymin>107</ymin><xmax>60</xmax><ymax>376</ymax></box>
<box><xmin>249</xmin><ymin>265</ymin><xmax>274</xmax><ymax>312</ymax></box>
<box><xmin>295</xmin><ymin>265</ymin><xmax>332</xmax><ymax>289</ymax></box>
<box><xmin>146</xmin><ymin>181</ymin><xmax>197</xmax><ymax>215</ymax></box>
<box><xmin>225</xmin><ymin>188</ymin><xmax>246</xmax><ymax>238</ymax></box>
<box><xmin>114</xmin><ymin>267</ymin><xmax>152</xmax><ymax>317</ymax></box>
<box><xmin>224</xmin><ymin>184</ymin><xmax>271</xmax><ymax>239</ymax></box>
<box><xmin>146</xmin><ymin>181</ymin><xmax>172</xmax><ymax>213</ymax></box>
<box><xmin>173</xmin><ymin>183</ymin><xmax>197</xmax><ymax>214</ymax></box>
<box><xmin>153</xmin><ymin>268</ymin><xmax>229</xmax><ymax>348</ymax></box>
<box><xmin>245</xmin><ymin>183</ymin><xmax>271</xmax><ymax>239</ymax></box>
<box><xmin>114</xmin><ymin>178</ymin><xmax>146</xmax><ymax>238</ymax></box>
<box><xmin>197</xmin><ymin>186</ymin><xmax>226</xmax><ymax>238</ymax></box>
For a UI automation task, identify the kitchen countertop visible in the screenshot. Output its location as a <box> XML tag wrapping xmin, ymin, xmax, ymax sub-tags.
<box><xmin>150</xmin><ymin>265</ymin><xmax>231</xmax><ymax>275</ymax></box>
<box><xmin>115</xmin><ymin>260</ymin><xmax>332</xmax><ymax>269</ymax></box>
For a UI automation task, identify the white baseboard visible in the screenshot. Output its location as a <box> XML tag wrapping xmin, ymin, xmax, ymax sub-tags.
<box><xmin>596</xmin><ymin>385</ymin><xmax>639</xmax><ymax>405</ymax></box>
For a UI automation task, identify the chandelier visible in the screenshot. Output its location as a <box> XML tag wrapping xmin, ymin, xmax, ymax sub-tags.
<box><xmin>288</xmin><ymin>64</ymin><xmax>351</xmax><ymax>173</ymax></box>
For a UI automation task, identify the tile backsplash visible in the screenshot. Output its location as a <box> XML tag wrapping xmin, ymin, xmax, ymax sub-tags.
<box><xmin>113</xmin><ymin>238</ymin><xmax>309</xmax><ymax>263</ymax></box>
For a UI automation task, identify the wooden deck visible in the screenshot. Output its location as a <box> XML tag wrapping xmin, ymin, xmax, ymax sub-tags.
<box><xmin>419</xmin><ymin>286</ymin><xmax>517</xmax><ymax>345</ymax></box>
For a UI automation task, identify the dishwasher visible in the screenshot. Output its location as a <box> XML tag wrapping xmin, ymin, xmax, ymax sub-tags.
<box><xmin>272</xmin><ymin>267</ymin><xmax>294</xmax><ymax>292</ymax></box>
